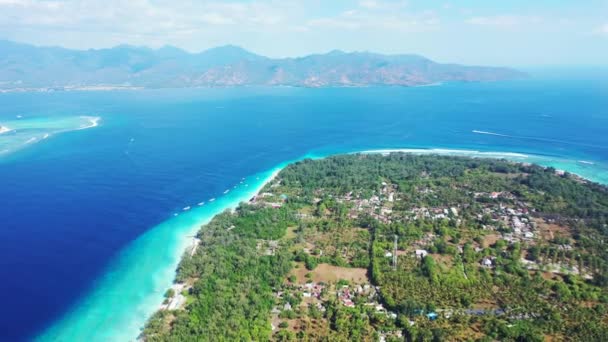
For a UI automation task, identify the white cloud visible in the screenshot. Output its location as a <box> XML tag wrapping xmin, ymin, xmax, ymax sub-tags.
<box><xmin>0</xmin><ymin>0</ymin><xmax>309</xmax><ymax>50</ymax></box>
<box><xmin>358</xmin><ymin>0</ymin><xmax>408</xmax><ymax>11</ymax></box>
<box><xmin>358</xmin><ymin>0</ymin><xmax>379</xmax><ymax>9</ymax></box>
<box><xmin>0</xmin><ymin>1</ymin><xmax>294</xmax><ymax>33</ymax></box>
<box><xmin>0</xmin><ymin>0</ymin><xmax>605</xmax><ymax>65</ymax></box>
<box><xmin>307</xmin><ymin>17</ymin><xmax>361</xmax><ymax>30</ymax></box>
<box><xmin>0</xmin><ymin>0</ymin><xmax>31</xmax><ymax>6</ymax></box>
<box><xmin>307</xmin><ymin>4</ymin><xmax>439</xmax><ymax>32</ymax></box>
<box><xmin>466</xmin><ymin>15</ymin><xmax>543</xmax><ymax>30</ymax></box>
<box><xmin>595</xmin><ymin>23</ymin><xmax>608</xmax><ymax>36</ymax></box>
<box><xmin>0</xmin><ymin>0</ymin><xmax>439</xmax><ymax>45</ymax></box>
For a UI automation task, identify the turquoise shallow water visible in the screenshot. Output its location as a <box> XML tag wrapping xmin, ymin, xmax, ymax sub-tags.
<box><xmin>358</xmin><ymin>148</ymin><xmax>608</xmax><ymax>185</ymax></box>
<box><xmin>0</xmin><ymin>115</ymin><xmax>99</xmax><ymax>156</ymax></box>
<box><xmin>37</xmin><ymin>164</ymin><xmax>289</xmax><ymax>341</ymax></box>
<box><xmin>0</xmin><ymin>77</ymin><xmax>606</xmax><ymax>341</ymax></box>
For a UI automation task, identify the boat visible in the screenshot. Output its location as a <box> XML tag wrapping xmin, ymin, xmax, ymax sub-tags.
<box><xmin>209</xmin><ymin>198</ymin><xmax>216</xmax><ymax>202</ymax></box>
<box><xmin>198</xmin><ymin>202</ymin><xmax>205</xmax><ymax>206</ymax></box>
<box><xmin>224</xmin><ymin>190</ymin><xmax>230</xmax><ymax>194</ymax></box>
<box><xmin>183</xmin><ymin>206</ymin><xmax>191</xmax><ymax>211</ymax></box>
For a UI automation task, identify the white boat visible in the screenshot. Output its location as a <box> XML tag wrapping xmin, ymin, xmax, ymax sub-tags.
<box><xmin>183</xmin><ymin>206</ymin><xmax>191</xmax><ymax>211</ymax></box>
<box><xmin>209</xmin><ymin>198</ymin><xmax>216</xmax><ymax>202</ymax></box>
<box><xmin>224</xmin><ymin>190</ymin><xmax>230</xmax><ymax>194</ymax></box>
<box><xmin>198</xmin><ymin>202</ymin><xmax>205</xmax><ymax>206</ymax></box>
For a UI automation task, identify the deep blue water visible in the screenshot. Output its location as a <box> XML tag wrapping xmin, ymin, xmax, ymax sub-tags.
<box><xmin>0</xmin><ymin>76</ymin><xmax>607</xmax><ymax>340</ymax></box>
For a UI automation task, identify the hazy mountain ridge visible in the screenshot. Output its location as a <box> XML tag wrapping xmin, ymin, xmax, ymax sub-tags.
<box><xmin>0</xmin><ymin>40</ymin><xmax>525</xmax><ymax>90</ymax></box>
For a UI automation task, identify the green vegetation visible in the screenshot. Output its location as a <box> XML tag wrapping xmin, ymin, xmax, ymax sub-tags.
<box><xmin>144</xmin><ymin>154</ymin><xmax>608</xmax><ymax>341</ymax></box>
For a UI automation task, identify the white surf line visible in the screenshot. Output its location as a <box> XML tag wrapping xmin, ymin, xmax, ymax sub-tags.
<box><xmin>155</xmin><ymin>168</ymin><xmax>284</xmax><ymax>310</ymax></box>
<box><xmin>358</xmin><ymin>148</ymin><xmax>530</xmax><ymax>159</ymax></box>
<box><xmin>76</xmin><ymin>116</ymin><xmax>102</xmax><ymax>130</ymax></box>
<box><xmin>0</xmin><ymin>125</ymin><xmax>12</xmax><ymax>134</ymax></box>
<box><xmin>352</xmin><ymin>147</ymin><xmax>608</xmax><ymax>185</ymax></box>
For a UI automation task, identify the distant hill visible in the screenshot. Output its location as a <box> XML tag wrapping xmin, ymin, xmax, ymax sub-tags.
<box><xmin>0</xmin><ymin>40</ymin><xmax>525</xmax><ymax>91</ymax></box>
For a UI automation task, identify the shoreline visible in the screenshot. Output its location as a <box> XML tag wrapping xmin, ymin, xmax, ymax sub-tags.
<box><xmin>37</xmin><ymin>162</ymin><xmax>288</xmax><ymax>342</ymax></box>
<box><xmin>356</xmin><ymin>148</ymin><xmax>607</xmax><ymax>185</ymax></box>
<box><xmin>358</xmin><ymin>148</ymin><xmax>530</xmax><ymax>159</ymax></box>
<box><xmin>0</xmin><ymin>116</ymin><xmax>101</xmax><ymax>160</ymax></box>
<box><xmin>154</xmin><ymin>167</ymin><xmax>284</xmax><ymax>315</ymax></box>
<box><xmin>76</xmin><ymin>116</ymin><xmax>101</xmax><ymax>131</ymax></box>
<box><xmin>38</xmin><ymin>148</ymin><xmax>608</xmax><ymax>342</ymax></box>
<box><xmin>0</xmin><ymin>125</ymin><xmax>12</xmax><ymax>134</ymax></box>
<box><xmin>151</xmin><ymin>148</ymin><xmax>608</xmax><ymax>317</ymax></box>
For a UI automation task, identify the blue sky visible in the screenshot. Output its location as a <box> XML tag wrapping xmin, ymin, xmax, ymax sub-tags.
<box><xmin>0</xmin><ymin>0</ymin><xmax>607</xmax><ymax>66</ymax></box>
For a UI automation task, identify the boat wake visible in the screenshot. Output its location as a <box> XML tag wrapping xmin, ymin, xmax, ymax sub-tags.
<box><xmin>472</xmin><ymin>130</ymin><xmax>510</xmax><ymax>137</ymax></box>
<box><xmin>472</xmin><ymin>129</ymin><xmax>607</xmax><ymax>150</ymax></box>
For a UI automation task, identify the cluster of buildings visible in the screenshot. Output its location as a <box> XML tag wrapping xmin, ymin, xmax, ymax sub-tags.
<box><xmin>251</xmin><ymin>191</ymin><xmax>288</xmax><ymax>209</ymax></box>
<box><xmin>409</xmin><ymin>206</ymin><xmax>460</xmax><ymax>221</ymax></box>
<box><xmin>337</xmin><ymin>286</ymin><xmax>356</xmax><ymax>307</ymax></box>
<box><xmin>301</xmin><ymin>282</ymin><xmax>325</xmax><ymax>300</ymax></box>
<box><xmin>337</xmin><ymin>182</ymin><xmax>398</xmax><ymax>224</ymax></box>
<box><xmin>475</xmin><ymin>196</ymin><xmax>537</xmax><ymax>243</ymax></box>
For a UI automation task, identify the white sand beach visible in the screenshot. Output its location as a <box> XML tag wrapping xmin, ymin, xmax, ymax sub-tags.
<box><xmin>359</xmin><ymin>148</ymin><xmax>529</xmax><ymax>159</ymax></box>
<box><xmin>157</xmin><ymin>167</ymin><xmax>283</xmax><ymax>313</ymax></box>
<box><xmin>0</xmin><ymin>125</ymin><xmax>12</xmax><ymax>134</ymax></box>
<box><xmin>77</xmin><ymin>116</ymin><xmax>101</xmax><ymax>130</ymax></box>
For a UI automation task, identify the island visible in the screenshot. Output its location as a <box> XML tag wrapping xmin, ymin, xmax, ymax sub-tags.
<box><xmin>0</xmin><ymin>40</ymin><xmax>525</xmax><ymax>91</ymax></box>
<box><xmin>143</xmin><ymin>153</ymin><xmax>608</xmax><ymax>341</ymax></box>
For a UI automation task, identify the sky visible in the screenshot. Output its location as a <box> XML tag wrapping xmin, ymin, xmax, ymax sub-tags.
<box><xmin>0</xmin><ymin>0</ymin><xmax>607</xmax><ymax>66</ymax></box>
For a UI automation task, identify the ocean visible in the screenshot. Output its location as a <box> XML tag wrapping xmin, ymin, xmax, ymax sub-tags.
<box><xmin>0</xmin><ymin>75</ymin><xmax>607</xmax><ymax>341</ymax></box>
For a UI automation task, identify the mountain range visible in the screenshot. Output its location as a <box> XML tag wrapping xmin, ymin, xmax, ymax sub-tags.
<box><xmin>0</xmin><ymin>40</ymin><xmax>525</xmax><ymax>90</ymax></box>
